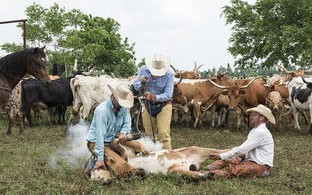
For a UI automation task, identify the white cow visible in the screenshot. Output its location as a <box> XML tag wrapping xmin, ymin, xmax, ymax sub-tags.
<box><xmin>287</xmin><ymin>76</ymin><xmax>312</xmax><ymax>133</ymax></box>
<box><xmin>69</xmin><ymin>75</ymin><xmax>133</xmax><ymax>122</ymax></box>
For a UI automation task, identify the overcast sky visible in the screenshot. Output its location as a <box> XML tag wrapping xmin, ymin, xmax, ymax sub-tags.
<box><xmin>0</xmin><ymin>0</ymin><xmax>254</xmax><ymax>71</ymax></box>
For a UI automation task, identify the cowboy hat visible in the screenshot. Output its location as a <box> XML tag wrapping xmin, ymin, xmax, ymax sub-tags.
<box><xmin>108</xmin><ymin>84</ymin><xmax>134</xmax><ymax>108</ymax></box>
<box><xmin>247</xmin><ymin>104</ymin><xmax>276</xmax><ymax>124</ymax></box>
<box><xmin>145</xmin><ymin>53</ymin><xmax>171</xmax><ymax>76</ymax></box>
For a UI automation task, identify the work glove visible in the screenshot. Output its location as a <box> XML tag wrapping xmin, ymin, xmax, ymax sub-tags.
<box><xmin>144</xmin><ymin>92</ymin><xmax>156</xmax><ymax>103</ymax></box>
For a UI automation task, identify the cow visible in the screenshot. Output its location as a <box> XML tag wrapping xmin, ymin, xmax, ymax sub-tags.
<box><xmin>90</xmin><ymin>136</ymin><xmax>228</xmax><ymax>183</ymax></box>
<box><xmin>210</xmin><ymin>94</ymin><xmax>229</xmax><ymax>127</ymax></box>
<box><xmin>276</xmin><ymin>65</ymin><xmax>309</xmax><ymax>84</ymax></box>
<box><xmin>208</xmin><ymin>77</ymin><xmax>269</xmax><ymax>131</ymax></box>
<box><xmin>29</xmin><ymin>75</ymin><xmax>61</xmax><ymax>125</ymax></box>
<box><xmin>287</xmin><ymin>76</ymin><xmax>312</xmax><ymax>134</ymax></box>
<box><xmin>265</xmin><ymin>91</ymin><xmax>284</xmax><ymax>129</ymax></box>
<box><xmin>274</xmin><ymin>65</ymin><xmax>312</xmax><ymax>127</ymax></box>
<box><xmin>31</xmin><ymin>102</ymin><xmax>56</xmax><ymax>125</ymax></box>
<box><xmin>69</xmin><ymin>75</ymin><xmax>133</xmax><ymax>122</ymax></box>
<box><xmin>171</xmin><ymin>62</ymin><xmax>204</xmax><ymax>79</ymax></box>
<box><xmin>4</xmin><ymin>75</ymin><xmax>60</xmax><ymax>134</ymax></box>
<box><xmin>174</xmin><ymin>74</ymin><xmax>235</xmax><ymax>128</ymax></box>
<box><xmin>21</xmin><ymin>77</ymin><xmax>73</xmax><ymax>126</ymax></box>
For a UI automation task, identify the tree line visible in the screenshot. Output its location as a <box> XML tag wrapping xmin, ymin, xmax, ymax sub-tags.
<box><xmin>1</xmin><ymin>0</ymin><xmax>311</xmax><ymax>77</ymax></box>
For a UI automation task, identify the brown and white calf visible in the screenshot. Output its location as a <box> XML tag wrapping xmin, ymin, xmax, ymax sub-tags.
<box><xmin>91</xmin><ymin>137</ymin><xmax>228</xmax><ymax>183</ymax></box>
<box><xmin>265</xmin><ymin>91</ymin><xmax>284</xmax><ymax>129</ymax></box>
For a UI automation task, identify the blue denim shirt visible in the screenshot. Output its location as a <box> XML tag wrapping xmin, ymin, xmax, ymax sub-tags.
<box><xmin>133</xmin><ymin>65</ymin><xmax>174</xmax><ymax>102</ymax></box>
<box><xmin>85</xmin><ymin>98</ymin><xmax>131</xmax><ymax>160</ymax></box>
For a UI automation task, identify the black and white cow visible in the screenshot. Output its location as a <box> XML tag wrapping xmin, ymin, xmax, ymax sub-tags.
<box><xmin>21</xmin><ymin>77</ymin><xmax>73</xmax><ymax>126</ymax></box>
<box><xmin>288</xmin><ymin>76</ymin><xmax>312</xmax><ymax>134</ymax></box>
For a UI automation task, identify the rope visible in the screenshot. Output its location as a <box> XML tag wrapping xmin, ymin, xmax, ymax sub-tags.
<box><xmin>133</xmin><ymin>96</ymin><xmax>145</xmax><ymax>135</ymax></box>
<box><xmin>147</xmin><ymin>100</ymin><xmax>157</xmax><ymax>143</ymax></box>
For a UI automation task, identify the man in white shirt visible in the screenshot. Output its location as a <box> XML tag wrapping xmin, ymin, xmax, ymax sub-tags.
<box><xmin>207</xmin><ymin>104</ymin><xmax>275</xmax><ymax>179</ymax></box>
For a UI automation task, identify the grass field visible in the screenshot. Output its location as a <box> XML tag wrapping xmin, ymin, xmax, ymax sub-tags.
<box><xmin>0</xmin><ymin>112</ymin><xmax>312</xmax><ymax>195</ymax></box>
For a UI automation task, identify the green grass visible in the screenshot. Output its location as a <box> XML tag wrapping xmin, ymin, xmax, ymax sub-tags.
<box><xmin>1</xmin><ymin>113</ymin><xmax>312</xmax><ymax>195</ymax></box>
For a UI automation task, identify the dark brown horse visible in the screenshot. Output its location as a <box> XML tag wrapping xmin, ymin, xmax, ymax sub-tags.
<box><xmin>0</xmin><ymin>47</ymin><xmax>50</xmax><ymax>109</ymax></box>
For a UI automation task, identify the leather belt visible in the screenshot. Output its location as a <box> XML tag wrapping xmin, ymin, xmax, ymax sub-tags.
<box><xmin>161</xmin><ymin>100</ymin><xmax>172</xmax><ymax>106</ymax></box>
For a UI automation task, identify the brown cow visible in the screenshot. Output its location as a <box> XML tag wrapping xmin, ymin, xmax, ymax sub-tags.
<box><xmin>210</xmin><ymin>94</ymin><xmax>229</xmax><ymax>127</ymax></box>
<box><xmin>175</xmin><ymin>74</ymin><xmax>235</xmax><ymax>128</ymax></box>
<box><xmin>265</xmin><ymin>91</ymin><xmax>284</xmax><ymax>129</ymax></box>
<box><xmin>171</xmin><ymin>62</ymin><xmax>204</xmax><ymax>79</ymax></box>
<box><xmin>209</xmin><ymin>78</ymin><xmax>268</xmax><ymax>131</ymax></box>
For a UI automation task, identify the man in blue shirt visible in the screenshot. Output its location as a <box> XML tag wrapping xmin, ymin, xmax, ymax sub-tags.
<box><xmin>134</xmin><ymin>54</ymin><xmax>174</xmax><ymax>149</ymax></box>
<box><xmin>84</xmin><ymin>83</ymin><xmax>135</xmax><ymax>178</ymax></box>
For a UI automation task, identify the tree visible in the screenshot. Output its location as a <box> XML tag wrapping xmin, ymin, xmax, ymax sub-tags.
<box><xmin>223</xmin><ymin>0</ymin><xmax>312</xmax><ymax>69</ymax></box>
<box><xmin>1</xmin><ymin>3</ymin><xmax>137</xmax><ymax>77</ymax></box>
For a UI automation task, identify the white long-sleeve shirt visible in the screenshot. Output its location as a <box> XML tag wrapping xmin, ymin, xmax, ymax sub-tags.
<box><xmin>220</xmin><ymin>123</ymin><xmax>274</xmax><ymax>167</ymax></box>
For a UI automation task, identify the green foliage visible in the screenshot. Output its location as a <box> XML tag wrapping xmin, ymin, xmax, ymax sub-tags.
<box><xmin>0</xmin><ymin>3</ymin><xmax>137</xmax><ymax>77</ymax></box>
<box><xmin>0</xmin><ymin>43</ymin><xmax>23</xmax><ymax>55</ymax></box>
<box><xmin>223</xmin><ymin>0</ymin><xmax>312</xmax><ymax>69</ymax></box>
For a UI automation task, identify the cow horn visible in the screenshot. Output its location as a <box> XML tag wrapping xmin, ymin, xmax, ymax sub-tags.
<box><xmin>239</xmin><ymin>77</ymin><xmax>256</xmax><ymax>89</ymax></box>
<box><xmin>174</xmin><ymin>72</ymin><xmax>183</xmax><ymax>85</ymax></box>
<box><xmin>276</xmin><ymin>64</ymin><xmax>291</xmax><ymax>73</ymax></box>
<box><xmin>304</xmin><ymin>69</ymin><xmax>312</xmax><ymax>73</ymax></box>
<box><xmin>196</xmin><ymin>64</ymin><xmax>204</xmax><ymax>73</ymax></box>
<box><xmin>218</xmin><ymin>72</ymin><xmax>227</xmax><ymax>77</ymax></box>
<box><xmin>170</xmin><ymin>65</ymin><xmax>177</xmax><ymax>73</ymax></box>
<box><xmin>208</xmin><ymin>79</ymin><xmax>228</xmax><ymax>89</ymax></box>
<box><xmin>73</xmin><ymin>58</ymin><xmax>78</xmax><ymax>72</ymax></box>
<box><xmin>82</xmin><ymin>65</ymin><xmax>96</xmax><ymax>76</ymax></box>
<box><xmin>193</xmin><ymin>61</ymin><xmax>197</xmax><ymax>72</ymax></box>
<box><xmin>301</xmin><ymin>76</ymin><xmax>312</xmax><ymax>84</ymax></box>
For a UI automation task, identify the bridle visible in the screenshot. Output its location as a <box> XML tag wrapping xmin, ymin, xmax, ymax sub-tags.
<box><xmin>0</xmin><ymin>84</ymin><xmax>12</xmax><ymax>93</ymax></box>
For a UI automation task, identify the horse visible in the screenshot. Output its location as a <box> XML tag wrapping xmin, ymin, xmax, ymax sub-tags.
<box><xmin>0</xmin><ymin>47</ymin><xmax>50</xmax><ymax>109</ymax></box>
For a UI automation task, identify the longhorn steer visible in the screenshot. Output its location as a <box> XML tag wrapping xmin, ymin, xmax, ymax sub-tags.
<box><xmin>175</xmin><ymin>74</ymin><xmax>235</xmax><ymax>128</ymax></box>
<box><xmin>171</xmin><ymin>62</ymin><xmax>204</xmax><ymax>79</ymax></box>
<box><xmin>69</xmin><ymin>75</ymin><xmax>133</xmax><ymax>121</ymax></box>
<box><xmin>288</xmin><ymin>77</ymin><xmax>312</xmax><ymax>134</ymax></box>
<box><xmin>176</xmin><ymin>79</ymin><xmax>220</xmax><ymax>128</ymax></box>
<box><xmin>209</xmin><ymin>78</ymin><xmax>268</xmax><ymax>131</ymax></box>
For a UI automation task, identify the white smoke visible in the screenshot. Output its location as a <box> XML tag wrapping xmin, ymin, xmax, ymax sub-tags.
<box><xmin>137</xmin><ymin>136</ymin><xmax>163</xmax><ymax>152</ymax></box>
<box><xmin>49</xmin><ymin>120</ymin><xmax>90</xmax><ymax>169</ymax></box>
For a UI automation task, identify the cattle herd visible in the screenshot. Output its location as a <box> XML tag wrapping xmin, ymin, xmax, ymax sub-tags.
<box><xmin>2</xmin><ymin>64</ymin><xmax>312</xmax><ymax>135</ymax></box>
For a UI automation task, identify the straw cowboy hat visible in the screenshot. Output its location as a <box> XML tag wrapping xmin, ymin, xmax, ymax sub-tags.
<box><xmin>108</xmin><ymin>84</ymin><xmax>134</xmax><ymax>108</ymax></box>
<box><xmin>247</xmin><ymin>104</ymin><xmax>276</xmax><ymax>124</ymax></box>
<box><xmin>145</xmin><ymin>53</ymin><xmax>171</xmax><ymax>76</ymax></box>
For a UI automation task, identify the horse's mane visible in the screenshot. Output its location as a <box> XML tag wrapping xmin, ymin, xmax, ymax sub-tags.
<box><xmin>0</xmin><ymin>48</ymin><xmax>41</xmax><ymax>73</ymax></box>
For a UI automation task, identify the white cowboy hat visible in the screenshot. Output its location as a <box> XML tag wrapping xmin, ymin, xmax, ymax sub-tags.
<box><xmin>108</xmin><ymin>84</ymin><xmax>134</xmax><ymax>108</ymax></box>
<box><xmin>145</xmin><ymin>53</ymin><xmax>171</xmax><ymax>76</ymax></box>
<box><xmin>247</xmin><ymin>104</ymin><xmax>276</xmax><ymax>124</ymax></box>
